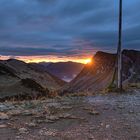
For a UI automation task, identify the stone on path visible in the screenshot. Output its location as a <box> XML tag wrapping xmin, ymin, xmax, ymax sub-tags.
<box><xmin>0</xmin><ymin>124</ymin><xmax>7</xmax><ymax>128</ymax></box>
<box><xmin>18</xmin><ymin>127</ymin><xmax>28</xmax><ymax>134</ymax></box>
<box><xmin>0</xmin><ymin>112</ymin><xmax>9</xmax><ymax>120</ymax></box>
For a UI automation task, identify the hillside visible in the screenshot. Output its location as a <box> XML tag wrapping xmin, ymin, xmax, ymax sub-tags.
<box><xmin>63</xmin><ymin>50</ymin><xmax>140</xmax><ymax>93</ymax></box>
<box><xmin>0</xmin><ymin>59</ymin><xmax>66</xmax><ymax>99</ymax></box>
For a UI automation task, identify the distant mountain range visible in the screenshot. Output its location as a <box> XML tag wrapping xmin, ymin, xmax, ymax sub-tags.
<box><xmin>40</xmin><ymin>62</ymin><xmax>84</xmax><ymax>82</ymax></box>
<box><xmin>62</xmin><ymin>50</ymin><xmax>140</xmax><ymax>93</ymax></box>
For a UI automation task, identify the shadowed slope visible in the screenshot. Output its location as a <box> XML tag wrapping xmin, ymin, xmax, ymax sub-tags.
<box><xmin>0</xmin><ymin>59</ymin><xmax>66</xmax><ymax>99</ymax></box>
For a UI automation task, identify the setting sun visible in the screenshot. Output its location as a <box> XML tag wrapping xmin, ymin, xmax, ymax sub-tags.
<box><xmin>84</xmin><ymin>58</ymin><xmax>92</xmax><ymax>64</ymax></box>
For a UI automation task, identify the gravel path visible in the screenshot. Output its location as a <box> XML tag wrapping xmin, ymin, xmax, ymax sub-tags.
<box><xmin>0</xmin><ymin>89</ymin><xmax>140</xmax><ymax>140</ymax></box>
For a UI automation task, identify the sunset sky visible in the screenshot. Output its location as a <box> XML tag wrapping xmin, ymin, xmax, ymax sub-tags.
<box><xmin>0</xmin><ymin>0</ymin><xmax>140</xmax><ymax>64</ymax></box>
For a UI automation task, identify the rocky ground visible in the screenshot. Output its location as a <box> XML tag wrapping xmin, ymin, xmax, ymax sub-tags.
<box><xmin>0</xmin><ymin>89</ymin><xmax>140</xmax><ymax>140</ymax></box>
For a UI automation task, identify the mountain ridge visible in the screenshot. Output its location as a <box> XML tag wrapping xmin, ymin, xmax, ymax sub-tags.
<box><xmin>62</xmin><ymin>49</ymin><xmax>140</xmax><ymax>93</ymax></box>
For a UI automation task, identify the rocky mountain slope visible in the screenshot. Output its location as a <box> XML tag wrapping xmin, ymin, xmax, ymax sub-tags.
<box><xmin>0</xmin><ymin>59</ymin><xmax>65</xmax><ymax>99</ymax></box>
<box><xmin>63</xmin><ymin>50</ymin><xmax>140</xmax><ymax>93</ymax></box>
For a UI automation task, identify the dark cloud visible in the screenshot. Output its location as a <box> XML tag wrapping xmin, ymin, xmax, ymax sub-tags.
<box><xmin>0</xmin><ymin>0</ymin><xmax>140</xmax><ymax>56</ymax></box>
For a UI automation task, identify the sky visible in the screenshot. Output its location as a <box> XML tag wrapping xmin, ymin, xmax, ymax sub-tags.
<box><xmin>0</xmin><ymin>0</ymin><xmax>140</xmax><ymax>63</ymax></box>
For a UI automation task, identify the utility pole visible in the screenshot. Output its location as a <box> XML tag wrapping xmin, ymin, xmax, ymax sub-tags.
<box><xmin>117</xmin><ymin>0</ymin><xmax>123</xmax><ymax>90</ymax></box>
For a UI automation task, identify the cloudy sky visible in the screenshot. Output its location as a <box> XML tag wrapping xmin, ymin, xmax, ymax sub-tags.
<box><xmin>0</xmin><ymin>0</ymin><xmax>140</xmax><ymax>63</ymax></box>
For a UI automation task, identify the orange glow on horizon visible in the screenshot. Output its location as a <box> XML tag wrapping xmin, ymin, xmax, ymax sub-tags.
<box><xmin>84</xmin><ymin>58</ymin><xmax>92</xmax><ymax>64</ymax></box>
<box><xmin>0</xmin><ymin>55</ymin><xmax>92</xmax><ymax>64</ymax></box>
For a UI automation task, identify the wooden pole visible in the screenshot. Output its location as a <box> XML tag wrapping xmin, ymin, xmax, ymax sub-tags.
<box><xmin>117</xmin><ymin>0</ymin><xmax>123</xmax><ymax>90</ymax></box>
